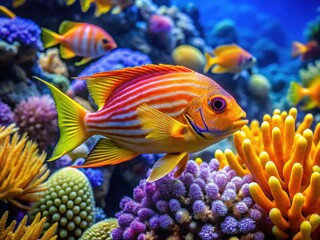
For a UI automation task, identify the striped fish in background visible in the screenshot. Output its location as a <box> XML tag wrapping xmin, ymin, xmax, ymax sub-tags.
<box><xmin>37</xmin><ymin>64</ymin><xmax>248</xmax><ymax>182</ymax></box>
<box><xmin>41</xmin><ymin>20</ymin><xmax>117</xmax><ymax>66</ymax></box>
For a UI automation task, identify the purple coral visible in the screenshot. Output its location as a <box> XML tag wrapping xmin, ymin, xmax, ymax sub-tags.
<box><xmin>14</xmin><ymin>95</ymin><xmax>58</xmax><ymax>150</ymax></box>
<box><xmin>0</xmin><ymin>17</ymin><xmax>43</xmax><ymax>50</ymax></box>
<box><xmin>0</xmin><ymin>101</ymin><xmax>15</xmax><ymax>126</ymax></box>
<box><xmin>112</xmin><ymin>159</ymin><xmax>272</xmax><ymax>239</ymax></box>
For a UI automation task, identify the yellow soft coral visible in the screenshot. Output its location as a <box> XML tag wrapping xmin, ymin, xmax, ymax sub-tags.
<box><xmin>0</xmin><ymin>211</ymin><xmax>57</xmax><ymax>240</ymax></box>
<box><xmin>0</xmin><ymin>124</ymin><xmax>50</xmax><ymax>210</ymax></box>
<box><xmin>220</xmin><ymin>108</ymin><xmax>320</xmax><ymax>239</ymax></box>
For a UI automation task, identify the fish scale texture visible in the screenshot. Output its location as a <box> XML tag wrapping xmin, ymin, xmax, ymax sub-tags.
<box><xmin>30</xmin><ymin>168</ymin><xmax>95</xmax><ymax>240</ymax></box>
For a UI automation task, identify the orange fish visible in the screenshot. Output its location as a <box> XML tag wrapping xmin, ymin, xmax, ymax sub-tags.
<box><xmin>36</xmin><ymin>64</ymin><xmax>248</xmax><ymax>182</ymax></box>
<box><xmin>204</xmin><ymin>44</ymin><xmax>256</xmax><ymax>76</ymax></box>
<box><xmin>291</xmin><ymin>41</ymin><xmax>320</xmax><ymax>61</ymax></box>
<box><xmin>41</xmin><ymin>20</ymin><xmax>117</xmax><ymax>66</ymax></box>
<box><xmin>287</xmin><ymin>76</ymin><xmax>320</xmax><ymax>110</ymax></box>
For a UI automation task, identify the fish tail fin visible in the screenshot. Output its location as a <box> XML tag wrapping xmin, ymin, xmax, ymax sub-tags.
<box><xmin>34</xmin><ymin>77</ymin><xmax>90</xmax><ymax>161</ymax></box>
<box><xmin>95</xmin><ymin>2</ymin><xmax>112</xmax><ymax>16</ymax></box>
<box><xmin>0</xmin><ymin>5</ymin><xmax>16</xmax><ymax>18</ymax></box>
<box><xmin>203</xmin><ymin>52</ymin><xmax>217</xmax><ymax>73</ymax></box>
<box><xmin>80</xmin><ymin>0</ymin><xmax>92</xmax><ymax>12</ymax></box>
<box><xmin>287</xmin><ymin>81</ymin><xmax>304</xmax><ymax>106</ymax></box>
<box><xmin>291</xmin><ymin>41</ymin><xmax>307</xmax><ymax>58</ymax></box>
<box><xmin>66</xmin><ymin>0</ymin><xmax>76</xmax><ymax>6</ymax></box>
<box><xmin>41</xmin><ymin>28</ymin><xmax>62</xmax><ymax>49</ymax></box>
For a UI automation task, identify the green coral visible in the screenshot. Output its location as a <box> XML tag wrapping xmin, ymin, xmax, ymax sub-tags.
<box><xmin>305</xmin><ymin>17</ymin><xmax>320</xmax><ymax>42</ymax></box>
<box><xmin>30</xmin><ymin>168</ymin><xmax>95</xmax><ymax>240</ymax></box>
<box><xmin>80</xmin><ymin>219</ymin><xmax>118</xmax><ymax>240</ymax></box>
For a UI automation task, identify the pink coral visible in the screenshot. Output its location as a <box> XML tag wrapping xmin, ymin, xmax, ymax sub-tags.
<box><xmin>14</xmin><ymin>95</ymin><xmax>58</xmax><ymax>150</ymax></box>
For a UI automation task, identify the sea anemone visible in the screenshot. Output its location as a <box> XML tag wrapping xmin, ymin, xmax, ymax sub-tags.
<box><xmin>0</xmin><ymin>124</ymin><xmax>49</xmax><ymax>210</ymax></box>
<box><xmin>0</xmin><ymin>211</ymin><xmax>57</xmax><ymax>240</ymax></box>
<box><xmin>220</xmin><ymin>108</ymin><xmax>320</xmax><ymax>239</ymax></box>
<box><xmin>112</xmin><ymin>159</ymin><xmax>271</xmax><ymax>239</ymax></box>
<box><xmin>80</xmin><ymin>219</ymin><xmax>118</xmax><ymax>240</ymax></box>
<box><xmin>14</xmin><ymin>95</ymin><xmax>58</xmax><ymax>150</ymax></box>
<box><xmin>30</xmin><ymin>167</ymin><xmax>95</xmax><ymax>239</ymax></box>
<box><xmin>0</xmin><ymin>101</ymin><xmax>15</xmax><ymax>126</ymax></box>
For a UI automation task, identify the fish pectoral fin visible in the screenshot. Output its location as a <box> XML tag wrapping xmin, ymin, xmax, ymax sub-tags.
<box><xmin>75</xmin><ymin>57</ymin><xmax>93</xmax><ymax>66</ymax></box>
<box><xmin>174</xmin><ymin>154</ymin><xmax>189</xmax><ymax>177</ymax></box>
<box><xmin>301</xmin><ymin>98</ymin><xmax>316</xmax><ymax>110</ymax></box>
<box><xmin>212</xmin><ymin>65</ymin><xmax>228</xmax><ymax>74</ymax></box>
<box><xmin>137</xmin><ymin>104</ymin><xmax>189</xmax><ymax>140</ymax></box>
<box><xmin>147</xmin><ymin>152</ymin><xmax>188</xmax><ymax>182</ymax></box>
<box><xmin>74</xmin><ymin>138</ymin><xmax>138</xmax><ymax>168</ymax></box>
<box><xmin>60</xmin><ymin>45</ymin><xmax>76</xmax><ymax>59</ymax></box>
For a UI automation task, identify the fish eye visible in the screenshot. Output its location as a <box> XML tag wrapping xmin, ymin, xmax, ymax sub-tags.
<box><xmin>248</xmin><ymin>57</ymin><xmax>253</xmax><ymax>61</ymax></box>
<box><xmin>210</xmin><ymin>96</ymin><xmax>227</xmax><ymax>113</ymax></box>
<box><xmin>102</xmin><ymin>38</ymin><xmax>109</xmax><ymax>44</ymax></box>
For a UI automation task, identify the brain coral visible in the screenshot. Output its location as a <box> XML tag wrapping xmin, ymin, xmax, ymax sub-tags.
<box><xmin>0</xmin><ymin>124</ymin><xmax>49</xmax><ymax>210</ymax></box>
<box><xmin>112</xmin><ymin>159</ymin><xmax>271</xmax><ymax>239</ymax></box>
<box><xmin>0</xmin><ymin>211</ymin><xmax>58</xmax><ymax>240</ymax></box>
<box><xmin>14</xmin><ymin>95</ymin><xmax>58</xmax><ymax>150</ymax></box>
<box><xmin>30</xmin><ymin>167</ymin><xmax>95</xmax><ymax>240</ymax></box>
<box><xmin>219</xmin><ymin>108</ymin><xmax>320</xmax><ymax>239</ymax></box>
<box><xmin>80</xmin><ymin>218</ymin><xmax>118</xmax><ymax>240</ymax></box>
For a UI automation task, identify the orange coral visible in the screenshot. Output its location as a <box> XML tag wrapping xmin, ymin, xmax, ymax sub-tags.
<box><xmin>39</xmin><ymin>48</ymin><xmax>69</xmax><ymax>77</ymax></box>
<box><xmin>0</xmin><ymin>124</ymin><xmax>50</xmax><ymax>210</ymax></box>
<box><xmin>0</xmin><ymin>211</ymin><xmax>57</xmax><ymax>240</ymax></box>
<box><xmin>219</xmin><ymin>108</ymin><xmax>320</xmax><ymax>239</ymax></box>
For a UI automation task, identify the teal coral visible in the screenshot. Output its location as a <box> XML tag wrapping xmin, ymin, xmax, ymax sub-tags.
<box><xmin>80</xmin><ymin>219</ymin><xmax>118</xmax><ymax>240</ymax></box>
<box><xmin>30</xmin><ymin>168</ymin><xmax>95</xmax><ymax>239</ymax></box>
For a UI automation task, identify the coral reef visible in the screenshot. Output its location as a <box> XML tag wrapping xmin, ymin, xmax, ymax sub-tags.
<box><xmin>14</xmin><ymin>95</ymin><xmax>58</xmax><ymax>150</ymax></box>
<box><xmin>247</xmin><ymin>73</ymin><xmax>271</xmax><ymax>101</ymax></box>
<box><xmin>221</xmin><ymin>108</ymin><xmax>320</xmax><ymax>239</ymax></box>
<box><xmin>299</xmin><ymin>60</ymin><xmax>320</xmax><ymax>85</ymax></box>
<box><xmin>0</xmin><ymin>101</ymin><xmax>15</xmax><ymax>126</ymax></box>
<box><xmin>38</xmin><ymin>48</ymin><xmax>69</xmax><ymax>77</ymax></box>
<box><xmin>305</xmin><ymin>17</ymin><xmax>320</xmax><ymax>43</ymax></box>
<box><xmin>112</xmin><ymin>159</ymin><xmax>271</xmax><ymax>239</ymax></box>
<box><xmin>0</xmin><ymin>211</ymin><xmax>58</xmax><ymax>240</ymax></box>
<box><xmin>0</xmin><ymin>124</ymin><xmax>49</xmax><ymax>210</ymax></box>
<box><xmin>30</xmin><ymin>167</ymin><xmax>95</xmax><ymax>239</ymax></box>
<box><xmin>171</xmin><ymin>45</ymin><xmax>205</xmax><ymax>72</ymax></box>
<box><xmin>80</xmin><ymin>218</ymin><xmax>118</xmax><ymax>240</ymax></box>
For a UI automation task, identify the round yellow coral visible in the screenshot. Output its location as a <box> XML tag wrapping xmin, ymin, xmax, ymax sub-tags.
<box><xmin>80</xmin><ymin>219</ymin><xmax>118</xmax><ymax>240</ymax></box>
<box><xmin>30</xmin><ymin>167</ymin><xmax>95</xmax><ymax>239</ymax></box>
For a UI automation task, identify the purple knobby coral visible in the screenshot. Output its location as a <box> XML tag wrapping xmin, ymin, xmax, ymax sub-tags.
<box><xmin>14</xmin><ymin>95</ymin><xmax>58</xmax><ymax>150</ymax></box>
<box><xmin>112</xmin><ymin>159</ymin><xmax>272</xmax><ymax>240</ymax></box>
<box><xmin>0</xmin><ymin>101</ymin><xmax>15</xmax><ymax>126</ymax></box>
<box><xmin>0</xmin><ymin>17</ymin><xmax>43</xmax><ymax>50</ymax></box>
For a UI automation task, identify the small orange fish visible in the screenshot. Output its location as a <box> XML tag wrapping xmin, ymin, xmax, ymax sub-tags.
<box><xmin>287</xmin><ymin>76</ymin><xmax>320</xmax><ymax>110</ymax></box>
<box><xmin>204</xmin><ymin>44</ymin><xmax>256</xmax><ymax>75</ymax></box>
<box><xmin>42</xmin><ymin>20</ymin><xmax>117</xmax><ymax>66</ymax></box>
<box><xmin>36</xmin><ymin>64</ymin><xmax>248</xmax><ymax>182</ymax></box>
<box><xmin>291</xmin><ymin>41</ymin><xmax>320</xmax><ymax>61</ymax></box>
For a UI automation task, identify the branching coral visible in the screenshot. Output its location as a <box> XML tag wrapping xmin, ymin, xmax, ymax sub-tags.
<box><xmin>30</xmin><ymin>167</ymin><xmax>95</xmax><ymax>239</ymax></box>
<box><xmin>0</xmin><ymin>124</ymin><xmax>50</xmax><ymax>210</ymax></box>
<box><xmin>112</xmin><ymin>159</ymin><xmax>271</xmax><ymax>239</ymax></box>
<box><xmin>0</xmin><ymin>211</ymin><xmax>57</xmax><ymax>240</ymax></box>
<box><xmin>221</xmin><ymin>108</ymin><xmax>320</xmax><ymax>239</ymax></box>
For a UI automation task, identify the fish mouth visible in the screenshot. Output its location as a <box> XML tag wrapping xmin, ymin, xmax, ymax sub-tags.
<box><xmin>231</xmin><ymin>115</ymin><xmax>248</xmax><ymax>131</ymax></box>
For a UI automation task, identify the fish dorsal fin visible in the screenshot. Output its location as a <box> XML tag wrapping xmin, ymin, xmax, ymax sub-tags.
<box><xmin>59</xmin><ymin>20</ymin><xmax>84</xmax><ymax>35</ymax></box>
<box><xmin>77</xmin><ymin>64</ymin><xmax>193</xmax><ymax>109</ymax></box>
<box><xmin>214</xmin><ymin>44</ymin><xmax>240</xmax><ymax>56</ymax></box>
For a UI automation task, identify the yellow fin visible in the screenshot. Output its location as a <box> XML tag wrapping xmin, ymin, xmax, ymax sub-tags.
<box><xmin>60</xmin><ymin>44</ymin><xmax>76</xmax><ymax>59</ymax></box>
<box><xmin>291</xmin><ymin>41</ymin><xmax>307</xmax><ymax>58</ymax></box>
<box><xmin>12</xmin><ymin>0</ymin><xmax>26</xmax><ymax>8</ymax></box>
<box><xmin>94</xmin><ymin>1</ymin><xmax>112</xmax><ymax>16</ymax></box>
<box><xmin>203</xmin><ymin>52</ymin><xmax>217</xmax><ymax>73</ymax></box>
<box><xmin>80</xmin><ymin>0</ymin><xmax>93</xmax><ymax>12</ymax></box>
<box><xmin>0</xmin><ymin>5</ymin><xmax>16</xmax><ymax>18</ymax></box>
<box><xmin>42</xmin><ymin>28</ymin><xmax>62</xmax><ymax>49</ymax></box>
<box><xmin>214</xmin><ymin>44</ymin><xmax>240</xmax><ymax>56</ymax></box>
<box><xmin>301</xmin><ymin>98</ymin><xmax>316</xmax><ymax>111</ymax></box>
<box><xmin>212</xmin><ymin>65</ymin><xmax>228</xmax><ymax>74</ymax></box>
<box><xmin>148</xmin><ymin>152</ymin><xmax>188</xmax><ymax>182</ymax></box>
<box><xmin>66</xmin><ymin>0</ymin><xmax>76</xmax><ymax>6</ymax></box>
<box><xmin>287</xmin><ymin>81</ymin><xmax>303</xmax><ymax>106</ymax></box>
<box><xmin>137</xmin><ymin>104</ymin><xmax>189</xmax><ymax>141</ymax></box>
<box><xmin>174</xmin><ymin>154</ymin><xmax>189</xmax><ymax>177</ymax></box>
<box><xmin>34</xmin><ymin>77</ymin><xmax>89</xmax><ymax>161</ymax></box>
<box><xmin>75</xmin><ymin>138</ymin><xmax>138</xmax><ymax>168</ymax></box>
<box><xmin>77</xmin><ymin>64</ymin><xmax>193</xmax><ymax>110</ymax></box>
<box><xmin>75</xmin><ymin>57</ymin><xmax>93</xmax><ymax>66</ymax></box>
<box><xmin>59</xmin><ymin>20</ymin><xmax>83</xmax><ymax>35</ymax></box>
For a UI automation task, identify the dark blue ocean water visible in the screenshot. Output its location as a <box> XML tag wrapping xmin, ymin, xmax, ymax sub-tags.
<box><xmin>173</xmin><ymin>0</ymin><xmax>319</xmax><ymax>41</ymax></box>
